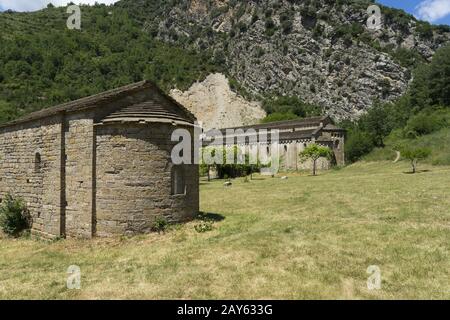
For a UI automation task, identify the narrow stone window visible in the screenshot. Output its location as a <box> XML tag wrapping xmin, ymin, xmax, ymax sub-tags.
<box><xmin>35</xmin><ymin>152</ymin><xmax>42</xmax><ymax>173</ymax></box>
<box><xmin>334</xmin><ymin>140</ymin><xmax>340</xmax><ymax>150</ymax></box>
<box><xmin>171</xmin><ymin>166</ymin><xmax>186</xmax><ymax>195</ymax></box>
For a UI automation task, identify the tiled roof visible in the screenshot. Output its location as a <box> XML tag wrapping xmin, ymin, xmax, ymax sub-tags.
<box><xmin>206</xmin><ymin>116</ymin><xmax>330</xmax><ymax>135</ymax></box>
<box><xmin>100</xmin><ymin>100</ymin><xmax>195</xmax><ymax>126</ymax></box>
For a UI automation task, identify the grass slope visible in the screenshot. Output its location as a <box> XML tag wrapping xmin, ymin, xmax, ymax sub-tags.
<box><xmin>364</xmin><ymin>127</ymin><xmax>450</xmax><ymax>166</ymax></box>
<box><xmin>0</xmin><ymin>162</ymin><xmax>449</xmax><ymax>299</ymax></box>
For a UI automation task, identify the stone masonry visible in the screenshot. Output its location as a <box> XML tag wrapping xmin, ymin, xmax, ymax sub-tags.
<box><xmin>0</xmin><ymin>81</ymin><xmax>199</xmax><ymax>238</ymax></box>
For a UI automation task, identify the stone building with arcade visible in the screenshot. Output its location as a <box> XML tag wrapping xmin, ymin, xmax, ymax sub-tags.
<box><xmin>203</xmin><ymin>116</ymin><xmax>345</xmax><ymax>172</ymax></box>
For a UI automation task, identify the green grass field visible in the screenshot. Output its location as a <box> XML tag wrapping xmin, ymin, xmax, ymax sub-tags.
<box><xmin>364</xmin><ymin>128</ymin><xmax>450</xmax><ymax>166</ymax></box>
<box><xmin>0</xmin><ymin>161</ymin><xmax>449</xmax><ymax>299</ymax></box>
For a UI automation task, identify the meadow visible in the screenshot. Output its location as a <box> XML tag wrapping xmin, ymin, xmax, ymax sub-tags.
<box><xmin>0</xmin><ymin>161</ymin><xmax>449</xmax><ymax>299</ymax></box>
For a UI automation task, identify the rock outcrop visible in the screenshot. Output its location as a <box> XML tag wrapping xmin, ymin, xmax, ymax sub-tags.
<box><xmin>170</xmin><ymin>73</ymin><xmax>266</xmax><ymax>130</ymax></box>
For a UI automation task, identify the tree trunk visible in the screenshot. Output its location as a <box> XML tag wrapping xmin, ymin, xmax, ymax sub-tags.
<box><xmin>207</xmin><ymin>165</ymin><xmax>211</xmax><ymax>181</ymax></box>
<box><xmin>313</xmin><ymin>159</ymin><xmax>317</xmax><ymax>176</ymax></box>
<box><xmin>412</xmin><ymin>159</ymin><xmax>417</xmax><ymax>174</ymax></box>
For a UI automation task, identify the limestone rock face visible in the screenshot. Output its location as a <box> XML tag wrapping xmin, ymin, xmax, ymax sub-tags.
<box><xmin>170</xmin><ymin>73</ymin><xmax>266</xmax><ymax>130</ymax></box>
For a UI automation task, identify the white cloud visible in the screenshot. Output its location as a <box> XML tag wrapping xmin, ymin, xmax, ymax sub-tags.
<box><xmin>0</xmin><ymin>0</ymin><xmax>119</xmax><ymax>12</ymax></box>
<box><xmin>415</xmin><ymin>0</ymin><xmax>450</xmax><ymax>22</ymax></box>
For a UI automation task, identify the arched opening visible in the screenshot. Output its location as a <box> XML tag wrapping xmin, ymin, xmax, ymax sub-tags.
<box><xmin>334</xmin><ymin>140</ymin><xmax>340</xmax><ymax>150</ymax></box>
<box><xmin>34</xmin><ymin>152</ymin><xmax>42</xmax><ymax>173</ymax></box>
<box><xmin>171</xmin><ymin>166</ymin><xmax>186</xmax><ymax>195</ymax></box>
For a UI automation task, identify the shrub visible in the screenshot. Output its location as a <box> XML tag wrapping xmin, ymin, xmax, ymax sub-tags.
<box><xmin>262</xmin><ymin>96</ymin><xmax>322</xmax><ymax>117</ymax></box>
<box><xmin>0</xmin><ymin>194</ymin><xmax>31</xmax><ymax>236</ymax></box>
<box><xmin>345</xmin><ymin>130</ymin><xmax>375</xmax><ymax>163</ymax></box>
<box><xmin>265</xmin><ymin>18</ymin><xmax>276</xmax><ymax>36</ymax></box>
<box><xmin>194</xmin><ymin>221</ymin><xmax>214</xmax><ymax>233</ymax></box>
<box><xmin>404</xmin><ymin>112</ymin><xmax>447</xmax><ymax>137</ymax></box>
<box><xmin>261</xmin><ymin>112</ymin><xmax>299</xmax><ymax>123</ymax></box>
<box><xmin>152</xmin><ymin>216</ymin><xmax>168</xmax><ymax>234</ymax></box>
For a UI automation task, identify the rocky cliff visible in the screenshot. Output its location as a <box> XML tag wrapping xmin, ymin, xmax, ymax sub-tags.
<box><xmin>170</xmin><ymin>73</ymin><xmax>266</xmax><ymax>130</ymax></box>
<box><xmin>121</xmin><ymin>0</ymin><xmax>450</xmax><ymax>120</ymax></box>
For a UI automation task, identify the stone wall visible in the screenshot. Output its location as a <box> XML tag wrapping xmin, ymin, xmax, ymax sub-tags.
<box><xmin>233</xmin><ymin>141</ymin><xmax>334</xmax><ymax>173</ymax></box>
<box><xmin>0</xmin><ymin>116</ymin><xmax>63</xmax><ymax>238</ymax></box>
<box><xmin>322</xmin><ymin>131</ymin><xmax>345</xmax><ymax>166</ymax></box>
<box><xmin>63</xmin><ymin>113</ymin><xmax>95</xmax><ymax>238</ymax></box>
<box><xmin>95</xmin><ymin>123</ymin><xmax>199</xmax><ymax>237</ymax></box>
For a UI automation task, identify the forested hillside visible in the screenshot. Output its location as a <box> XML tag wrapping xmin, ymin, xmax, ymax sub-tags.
<box><xmin>0</xmin><ymin>4</ymin><xmax>220</xmax><ymax>123</ymax></box>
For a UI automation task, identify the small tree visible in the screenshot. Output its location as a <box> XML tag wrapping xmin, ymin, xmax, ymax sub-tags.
<box><xmin>300</xmin><ymin>144</ymin><xmax>333</xmax><ymax>176</ymax></box>
<box><xmin>400</xmin><ymin>146</ymin><xmax>431</xmax><ymax>173</ymax></box>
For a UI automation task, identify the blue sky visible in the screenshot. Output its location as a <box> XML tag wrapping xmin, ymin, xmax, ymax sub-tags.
<box><xmin>377</xmin><ymin>0</ymin><xmax>450</xmax><ymax>25</ymax></box>
<box><xmin>0</xmin><ymin>0</ymin><xmax>449</xmax><ymax>25</ymax></box>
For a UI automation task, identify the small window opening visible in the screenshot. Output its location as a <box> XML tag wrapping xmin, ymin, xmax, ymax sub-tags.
<box><xmin>171</xmin><ymin>166</ymin><xmax>186</xmax><ymax>195</ymax></box>
<box><xmin>35</xmin><ymin>153</ymin><xmax>42</xmax><ymax>173</ymax></box>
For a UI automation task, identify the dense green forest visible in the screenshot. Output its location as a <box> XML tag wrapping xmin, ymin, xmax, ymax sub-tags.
<box><xmin>0</xmin><ymin>4</ymin><xmax>220</xmax><ymax>123</ymax></box>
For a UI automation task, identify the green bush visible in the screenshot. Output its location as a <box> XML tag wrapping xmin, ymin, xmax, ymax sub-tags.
<box><xmin>0</xmin><ymin>194</ymin><xmax>31</xmax><ymax>236</ymax></box>
<box><xmin>260</xmin><ymin>112</ymin><xmax>299</xmax><ymax>123</ymax></box>
<box><xmin>194</xmin><ymin>221</ymin><xmax>214</xmax><ymax>233</ymax></box>
<box><xmin>345</xmin><ymin>130</ymin><xmax>375</xmax><ymax>163</ymax></box>
<box><xmin>262</xmin><ymin>96</ymin><xmax>322</xmax><ymax>118</ymax></box>
<box><xmin>404</xmin><ymin>111</ymin><xmax>447</xmax><ymax>137</ymax></box>
<box><xmin>152</xmin><ymin>216</ymin><xmax>168</xmax><ymax>234</ymax></box>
